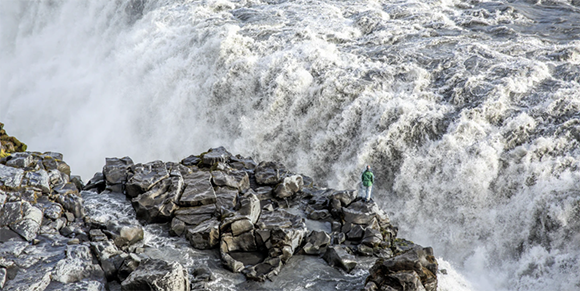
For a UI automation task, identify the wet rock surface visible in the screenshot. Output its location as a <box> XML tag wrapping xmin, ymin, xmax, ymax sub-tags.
<box><xmin>0</xmin><ymin>145</ymin><xmax>437</xmax><ymax>291</ymax></box>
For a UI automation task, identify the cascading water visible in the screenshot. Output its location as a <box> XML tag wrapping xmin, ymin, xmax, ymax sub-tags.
<box><xmin>2</xmin><ymin>0</ymin><xmax>580</xmax><ymax>290</ymax></box>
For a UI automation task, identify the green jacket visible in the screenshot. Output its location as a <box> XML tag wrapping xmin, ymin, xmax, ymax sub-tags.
<box><xmin>362</xmin><ymin>170</ymin><xmax>374</xmax><ymax>187</ymax></box>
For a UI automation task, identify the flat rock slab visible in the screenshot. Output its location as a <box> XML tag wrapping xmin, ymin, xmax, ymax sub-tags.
<box><xmin>179</xmin><ymin>171</ymin><xmax>216</xmax><ymax>206</ymax></box>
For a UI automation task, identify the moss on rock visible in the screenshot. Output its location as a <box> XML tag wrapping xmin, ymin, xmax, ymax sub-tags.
<box><xmin>0</xmin><ymin>122</ymin><xmax>28</xmax><ymax>154</ymax></box>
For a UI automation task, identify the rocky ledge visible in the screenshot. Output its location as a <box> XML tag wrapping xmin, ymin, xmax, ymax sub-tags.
<box><xmin>0</xmin><ymin>144</ymin><xmax>438</xmax><ymax>291</ymax></box>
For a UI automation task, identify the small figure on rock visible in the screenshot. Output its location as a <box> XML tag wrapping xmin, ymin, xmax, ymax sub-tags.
<box><xmin>361</xmin><ymin>165</ymin><xmax>374</xmax><ymax>202</ymax></box>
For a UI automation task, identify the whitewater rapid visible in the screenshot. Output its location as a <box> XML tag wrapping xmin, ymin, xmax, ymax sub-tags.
<box><xmin>2</xmin><ymin>0</ymin><xmax>580</xmax><ymax>290</ymax></box>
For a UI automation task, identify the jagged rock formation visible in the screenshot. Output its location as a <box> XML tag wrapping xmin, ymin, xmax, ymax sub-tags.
<box><xmin>0</xmin><ymin>141</ymin><xmax>438</xmax><ymax>290</ymax></box>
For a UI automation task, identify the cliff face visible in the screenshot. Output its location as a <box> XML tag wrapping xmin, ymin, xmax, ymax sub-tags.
<box><xmin>0</xmin><ymin>129</ymin><xmax>438</xmax><ymax>291</ymax></box>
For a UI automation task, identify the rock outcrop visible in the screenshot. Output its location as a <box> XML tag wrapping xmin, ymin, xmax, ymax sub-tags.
<box><xmin>0</xmin><ymin>129</ymin><xmax>437</xmax><ymax>291</ymax></box>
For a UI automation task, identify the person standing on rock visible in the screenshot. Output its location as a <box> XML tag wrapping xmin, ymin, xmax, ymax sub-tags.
<box><xmin>361</xmin><ymin>165</ymin><xmax>374</xmax><ymax>202</ymax></box>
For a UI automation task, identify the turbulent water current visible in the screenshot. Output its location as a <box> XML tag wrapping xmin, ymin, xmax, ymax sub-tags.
<box><xmin>2</xmin><ymin>0</ymin><xmax>580</xmax><ymax>290</ymax></box>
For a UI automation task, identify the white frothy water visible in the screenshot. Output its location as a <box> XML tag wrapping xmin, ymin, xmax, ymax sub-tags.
<box><xmin>2</xmin><ymin>0</ymin><xmax>580</xmax><ymax>290</ymax></box>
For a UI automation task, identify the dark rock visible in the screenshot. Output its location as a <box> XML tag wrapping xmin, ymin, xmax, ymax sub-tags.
<box><xmin>10</xmin><ymin>202</ymin><xmax>43</xmax><ymax>241</ymax></box>
<box><xmin>222</xmin><ymin>231</ymin><xmax>258</xmax><ymax>252</ymax></box>
<box><xmin>89</xmin><ymin>229</ymin><xmax>108</xmax><ymax>242</ymax></box>
<box><xmin>57</xmin><ymin>193</ymin><xmax>86</xmax><ymax>219</ymax></box>
<box><xmin>238</xmin><ymin>193</ymin><xmax>261</xmax><ymax>224</ymax></box>
<box><xmin>303</xmin><ymin>230</ymin><xmax>331</xmax><ymax>255</ymax></box>
<box><xmin>254</xmin><ymin>161</ymin><xmax>283</xmax><ymax>185</ymax></box>
<box><xmin>113</xmin><ymin>225</ymin><xmax>144</xmax><ymax>249</ymax></box>
<box><xmin>191</xmin><ymin>266</ymin><xmax>214</xmax><ymax>282</ymax></box>
<box><xmin>54</xmin><ymin>182</ymin><xmax>79</xmax><ymax>196</ymax></box>
<box><xmin>51</xmin><ymin>244</ymin><xmax>105</xmax><ymax>283</ymax></box>
<box><xmin>342</xmin><ymin>201</ymin><xmax>380</xmax><ymax>225</ymax></box>
<box><xmin>181</xmin><ymin>155</ymin><xmax>201</xmax><ymax>167</ymax></box>
<box><xmin>125</xmin><ymin>160</ymin><xmax>169</xmax><ymax>198</ymax></box>
<box><xmin>103</xmin><ymin>157</ymin><xmax>134</xmax><ymax>193</ymax></box>
<box><xmin>357</xmin><ymin>244</ymin><xmax>374</xmax><ymax>256</ymax></box>
<box><xmin>43</xmin><ymin>202</ymin><xmax>63</xmax><ymax>220</ymax></box>
<box><xmin>70</xmin><ymin>175</ymin><xmax>85</xmax><ymax>191</ymax></box>
<box><xmin>169</xmin><ymin>217</ymin><xmax>187</xmax><ymax>236</ymax></box>
<box><xmin>323</xmin><ymin>245</ymin><xmax>357</xmax><ymax>273</ymax></box>
<box><xmin>84</xmin><ymin>172</ymin><xmax>106</xmax><ymax>193</ymax></box>
<box><xmin>274</xmin><ymin>175</ymin><xmax>303</xmax><ymax>199</ymax></box>
<box><xmin>43</xmin><ymin>151</ymin><xmax>64</xmax><ymax>161</ymax></box>
<box><xmin>0</xmin><ymin>227</ymin><xmax>23</xmax><ymax>243</ymax></box>
<box><xmin>22</xmin><ymin>169</ymin><xmax>51</xmax><ymax>193</ymax></box>
<box><xmin>0</xmin><ymin>201</ymin><xmax>23</xmax><ymax>226</ymax></box>
<box><xmin>132</xmin><ymin>176</ymin><xmax>182</xmax><ymax>223</ymax></box>
<box><xmin>366</xmin><ymin>245</ymin><xmax>438</xmax><ymax>291</ymax></box>
<box><xmin>0</xmin><ymin>267</ymin><xmax>5</xmax><ymax>289</ymax></box>
<box><xmin>362</xmin><ymin>228</ymin><xmax>383</xmax><ymax>247</ymax></box>
<box><xmin>179</xmin><ymin>171</ymin><xmax>216</xmax><ymax>206</ymax></box>
<box><xmin>331</xmin><ymin>190</ymin><xmax>357</xmax><ymax>207</ymax></box>
<box><xmin>333</xmin><ymin>232</ymin><xmax>346</xmax><ymax>245</ymax></box>
<box><xmin>0</xmin><ymin>164</ymin><xmax>24</xmax><ymax>189</ymax></box>
<box><xmin>231</xmin><ymin>218</ymin><xmax>253</xmax><ymax>236</ymax></box>
<box><xmin>242</xmin><ymin>256</ymin><xmax>282</xmax><ymax>281</ymax></box>
<box><xmin>201</xmin><ymin>146</ymin><xmax>232</xmax><ymax>166</ymax></box>
<box><xmin>211</xmin><ymin>169</ymin><xmax>250</xmax><ymax>191</ymax></box>
<box><xmin>307</xmin><ymin>208</ymin><xmax>331</xmax><ymax>220</ymax></box>
<box><xmin>185</xmin><ymin>219</ymin><xmax>220</xmax><ymax>250</ymax></box>
<box><xmin>118</xmin><ymin>253</ymin><xmax>142</xmax><ymax>282</ymax></box>
<box><xmin>228</xmin><ymin>155</ymin><xmax>256</xmax><ymax>171</ymax></box>
<box><xmin>346</xmin><ymin>224</ymin><xmax>365</xmax><ymax>241</ymax></box>
<box><xmin>5</xmin><ymin>152</ymin><xmax>34</xmax><ymax>168</ymax></box>
<box><xmin>121</xmin><ymin>258</ymin><xmax>189</xmax><ymax>291</ymax></box>
<box><xmin>215</xmin><ymin>187</ymin><xmax>238</xmax><ymax>214</ymax></box>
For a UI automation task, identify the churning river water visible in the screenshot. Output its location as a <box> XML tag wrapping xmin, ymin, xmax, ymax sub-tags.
<box><xmin>2</xmin><ymin>0</ymin><xmax>580</xmax><ymax>290</ymax></box>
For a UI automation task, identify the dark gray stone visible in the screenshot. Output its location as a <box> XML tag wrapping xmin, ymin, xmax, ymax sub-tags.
<box><xmin>201</xmin><ymin>146</ymin><xmax>232</xmax><ymax>166</ymax></box>
<box><xmin>126</xmin><ymin>160</ymin><xmax>169</xmax><ymax>198</ymax></box>
<box><xmin>185</xmin><ymin>219</ymin><xmax>220</xmax><ymax>250</ymax></box>
<box><xmin>118</xmin><ymin>253</ymin><xmax>142</xmax><ymax>282</ymax></box>
<box><xmin>103</xmin><ymin>157</ymin><xmax>134</xmax><ymax>193</ymax></box>
<box><xmin>179</xmin><ymin>171</ymin><xmax>216</xmax><ymax>206</ymax></box>
<box><xmin>10</xmin><ymin>202</ymin><xmax>43</xmax><ymax>241</ymax></box>
<box><xmin>211</xmin><ymin>170</ymin><xmax>250</xmax><ymax>191</ymax></box>
<box><xmin>84</xmin><ymin>172</ymin><xmax>106</xmax><ymax>192</ymax></box>
<box><xmin>254</xmin><ymin>161</ymin><xmax>282</xmax><ymax>185</ymax></box>
<box><xmin>366</xmin><ymin>245</ymin><xmax>438</xmax><ymax>291</ymax></box>
<box><xmin>57</xmin><ymin>193</ymin><xmax>85</xmax><ymax>219</ymax></box>
<box><xmin>303</xmin><ymin>230</ymin><xmax>331</xmax><ymax>255</ymax></box>
<box><xmin>22</xmin><ymin>170</ymin><xmax>51</xmax><ymax>193</ymax></box>
<box><xmin>5</xmin><ymin>152</ymin><xmax>34</xmax><ymax>168</ymax></box>
<box><xmin>215</xmin><ymin>187</ymin><xmax>238</xmax><ymax>213</ymax></box>
<box><xmin>121</xmin><ymin>258</ymin><xmax>189</xmax><ymax>291</ymax></box>
<box><xmin>43</xmin><ymin>202</ymin><xmax>63</xmax><ymax>220</ymax></box>
<box><xmin>323</xmin><ymin>245</ymin><xmax>357</xmax><ymax>273</ymax></box>
<box><xmin>181</xmin><ymin>155</ymin><xmax>201</xmax><ymax>167</ymax></box>
<box><xmin>70</xmin><ymin>175</ymin><xmax>85</xmax><ymax>191</ymax></box>
<box><xmin>274</xmin><ymin>175</ymin><xmax>303</xmax><ymax>199</ymax></box>
<box><xmin>228</xmin><ymin>155</ymin><xmax>256</xmax><ymax>171</ymax></box>
<box><xmin>132</xmin><ymin>176</ymin><xmax>182</xmax><ymax>223</ymax></box>
<box><xmin>51</xmin><ymin>244</ymin><xmax>105</xmax><ymax>283</ymax></box>
<box><xmin>346</xmin><ymin>224</ymin><xmax>365</xmax><ymax>241</ymax></box>
<box><xmin>0</xmin><ymin>164</ymin><xmax>24</xmax><ymax>189</ymax></box>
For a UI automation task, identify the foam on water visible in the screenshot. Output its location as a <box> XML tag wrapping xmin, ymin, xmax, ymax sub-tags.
<box><xmin>2</xmin><ymin>0</ymin><xmax>580</xmax><ymax>290</ymax></box>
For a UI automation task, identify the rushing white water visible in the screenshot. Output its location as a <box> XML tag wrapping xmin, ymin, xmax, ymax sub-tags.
<box><xmin>2</xmin><ymin>0</ymin><xmax>580</xmax><ymax>290</ymax></box>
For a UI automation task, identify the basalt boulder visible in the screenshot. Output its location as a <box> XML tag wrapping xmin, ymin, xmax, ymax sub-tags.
<box><xmin>366</xmin><ymin>245</ymin><xmax>438</xmax><ymax>291</ymax></box>
<box><xmin>121</xmin><ymin>258</ymin><xmax>190</xmax><ymax>291</ymax></box>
